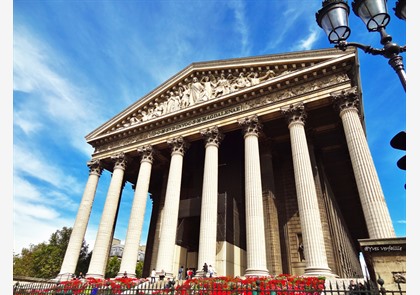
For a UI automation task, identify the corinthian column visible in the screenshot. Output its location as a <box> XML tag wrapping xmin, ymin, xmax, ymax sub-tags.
<box><xmin>57</xmin><ymin>159</ymin><xmax>102</xmax><ymax>280</ymax></box>
<box><xmin>86</xmin><ymin>153</ymin><xmax>127</xmax><ymax>278</ymax></box>
<box><xmin>332</xmin><ymin>87</ymin><xmax>395</xmax><ymax>238</ymax></box>
<box><xmin>282</xmin><ymin>104</ymin><xmax>332</xmax><ymax>276</ymax></box>
<box><xmin>118</xmin><ymin>146</ymin><xmax>154</xmax><ymax>278</ymax></box>
<box><xmin>155</xmin><ymin>136</ymin><xmax>188</xmax><ymax>278</ymax></box>
<box><xmin>197</xmin><ymin>126</ymin><xmax>224</xmax><ymax>277</ymax></box>
<box><xmin>238</xmin><ymin>115</ymin><xmax>269</xmax><ymax>277</ymax></box>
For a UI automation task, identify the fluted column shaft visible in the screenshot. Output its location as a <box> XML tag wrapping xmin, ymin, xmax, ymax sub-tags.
<box><xmin>155</xmin><ymin>137</ymin><xmax>188</xmax><ymax>278</ymax></box>
<box><xmin>58</xmin><ymin>160</ymin><xmax>102</xmax><ymax>279</ymax></box>
<box><xmin>118</xmin><ymin>146</ymin><xmax>154</xmax><ymax>278</ymax></box>
<box><xmin>238</xmin><ymin>115</ymin><xmax>269</xmax><ymax>277</ymax></box>
<box><xmin>87</xmin><ymin>153</ymin><xmax>127</xmax><ymax>278</ymax></box>
<box><xmin>197</xmin><ymin>127</ymin><xmax>223</xmax><ymax>277</ymax></box>
<box><xmin>260</xmin><ymin>141</ymin><xmax>283</xmax><ymax>275</ymax></box>
<box><xmin>333</xmin><ymin>87</ymin><xmax>395</xmax><ymax>238</ymax></box>
<box><xmin>283</xmin><ymin>104</ymin><xmax>332</xmax><ymax>276</ymax></box>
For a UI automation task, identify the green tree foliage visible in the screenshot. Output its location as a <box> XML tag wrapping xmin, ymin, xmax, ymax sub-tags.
<box><xmin>104</xmin><ymin>257</ymin><xmax>144</xmax><ymax>278</ymax></box>
<box><xmin>105</xmin><ymin>256</ymin><xmax>121</xmax><ymax>278</ymax></box>
<box><xmin>13</xmin><ymin>227</ymin><xmax>90</xmax><ymax>279</ymax></box>
<box><xmin>135</xmin><ymin>260</ymin><xmax>143</xmax><ymax>278</ymax></box>
<box><xmin>14</xmin><ymin>227</ymin><xmax>145</xmax><ymax>280</ymax></box>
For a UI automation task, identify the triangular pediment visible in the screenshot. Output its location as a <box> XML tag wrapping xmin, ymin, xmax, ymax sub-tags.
<box><xmin>86</xmin><ymin>48</ymin><xmax>358</xmax><ymax>152</ymax></box>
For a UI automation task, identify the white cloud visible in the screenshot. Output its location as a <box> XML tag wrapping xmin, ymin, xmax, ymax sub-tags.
<box><xmin>293</xmin><ymin>26</ymin><xmax>321</xmax><ymax>51</ymax></box>
<box><xmin>13</xmin><ymin>210</ymin><xmax>75</xmax><ymax>254</ymax></box>
<box><xmin>13</xmin><ymin>144</ymin><xmax>82</xmax><ymax>193</ymax></box>
<box><xmin>227</xmin><ymin>0</ymin><xmax>250</xmax><ymax>56</ymax></box>
<box><xmin>13</xmin><ymin>25</ymin><xmax>106</xmax><ymax>157</ymax></box>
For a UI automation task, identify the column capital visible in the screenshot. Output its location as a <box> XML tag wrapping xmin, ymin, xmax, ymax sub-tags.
<box><xmin>137</xmin><ymin>145</ymin><xmax>154</xmax><ymax>163</ymax></box>
<box><xmin>111</xmin><ymin>152</ymin><xmax>128</xmax><ymax>170</ymax></box>
<box><xmin>200</xmin><ymin>126</ymin><xmax>224</xmax><ymax>148</ymax></box>
<box><xmin>238</xmin><ymin>115</ymin><xmax>262</xmax><ymax>137</ymax></box>
<box><xmin>281</xmin><ymin>103</ymin><xmax>307</xmax><ymax>126</ymax></box>
<box><xmin>167</xmin><ymin>136</ymin><xmax>189</xmax><ymax>156</ymax></box>
<box><xmin>331</xmin><ymin>86</ymin><xmax>360</xmax><ymax>114</ymax></box>
<box><xmin>87</xmin><ymin>159</ymin><xmax>103</xmax><ymax>176</ymax></box>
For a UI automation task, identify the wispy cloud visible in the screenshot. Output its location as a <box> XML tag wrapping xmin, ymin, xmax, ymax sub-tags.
<box><xmin>14</xmin><ymin>25</ymin><xmax>105</xmax><ymax>156</ymax></box>
<box><xmin>265</xmin><ymin>2</ymin><xmax>320</xmax><ymax>52</ymax></box>
<box><xmin>293</xmin><ymin>26</ymin><xmax>321</xmax><ymax>51</ymax></box>
<box><xmin>227</xmin><ymin>0</ymin><xmax>250</xmax><ymax>56</ymax></box>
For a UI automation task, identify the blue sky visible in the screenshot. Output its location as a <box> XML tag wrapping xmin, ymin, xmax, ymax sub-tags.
<box><xmin>9</xmin><ymin>0</ymin><xmax>407</xmax><ymax>256</ymax></box>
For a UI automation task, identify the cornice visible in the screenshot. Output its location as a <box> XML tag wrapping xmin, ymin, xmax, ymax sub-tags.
<box><xmin>86</xmin><ymin>49</ymin><xmax>355</xmax><ymax>141</ymax></box>
<box><xmin>86</xmin><ymin>49</ymin><xmax>359</xmax><ymax>159</ymax></box>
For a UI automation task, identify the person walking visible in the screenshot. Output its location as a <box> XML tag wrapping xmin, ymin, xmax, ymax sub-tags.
<box><xmin>202</xmin><ymin>263</ymin><xmax>208</xmax><ymax>277</ymax></box>
<box><xmin>178</xmin><ymin>266</ymin><xmax>184</xmax><ymax>280</ymax></box>
<box><xmin>208</xmin><ymin>265</ymin><xmax>215</xmax><ymax>278</ymax></box>
<box><xmin>150</xmin><ymin>269</ymin><xmax>156</xmax><ymax>283</ymax></box>
<box><xmin>187</xmin><ymin>268</ymin><xmax>193</xmax><ymax>280</ymax></box>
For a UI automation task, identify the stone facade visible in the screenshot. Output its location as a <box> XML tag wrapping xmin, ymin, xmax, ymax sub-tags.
<box><xmin>359</xmin><ymin>237</ymin><xmax>406</xmax><ymax>291</ymax></box>
<box><xmin>57</xmin><ymin>48</ymin><xmax>397</xmax><ymax>280</ymax></box>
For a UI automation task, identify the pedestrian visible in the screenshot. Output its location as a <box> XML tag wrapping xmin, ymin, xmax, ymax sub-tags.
<box><xmin>187</xmin><ymin>268</ymin><xmax>193</xmax><ymax>280</ymax></box>
<box><xmin>150</xmin><ymin>268</ymin><xmax>156</xmax><ymax>283</ymax></box>
<box><xmin>165</xmin><ymin>278</ymin><xmax>175</xmax><ymax>289</ymax></box>
<box><xmin>178</xmin><ymin>265</ymin><xmax>184</xmax><ymax>280</ymax></box>
<box><xmin>202</xmin><ymin>263</ymin><xmax>208</xmax><ymax>276</ymax></box>
<box><xmin>159</xmin><ymin>269</ymin><xmax>166</xmax><ymax>281</ymax></box>
<box><xmin>208</xmin><ymin>265</ymin><xmax>215</xmax><ymax>278</ymax></box>
<box><xmin>123</xmin><ymin>271</ymin><xmax>128</xmax><ymax>278</ymax></box>
<box><xmin>348</xmin><ymin>280</ymin><xmax>357</xmax><ymax>294</ymax></box>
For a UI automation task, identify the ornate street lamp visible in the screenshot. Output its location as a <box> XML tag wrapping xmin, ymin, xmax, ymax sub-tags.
<box><xmin>316</xmin><ymin>0</ymin><xmax>406</xmax><ymax>91</ymax></box>
<box><xmin>394</xmin><ymin>0</ymin><xmax>406</xmax><ymax>20</ymax></box>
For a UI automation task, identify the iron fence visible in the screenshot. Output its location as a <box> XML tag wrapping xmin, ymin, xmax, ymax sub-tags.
<box><xmin>12</xmin><ymin>279</ymin><xmax>405</xmax><ymax>295</ymax></box>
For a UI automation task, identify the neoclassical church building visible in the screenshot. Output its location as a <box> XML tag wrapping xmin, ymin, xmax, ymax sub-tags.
<box><xmin>58</xmin><ymin>47</ymin><xmax>396</xmax><ymax>280</ymax></box>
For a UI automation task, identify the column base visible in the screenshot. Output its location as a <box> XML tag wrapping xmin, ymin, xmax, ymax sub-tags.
<box><xmin>116</xmin><ymin>271</ymin><xmax>136</xmax><ymax>278</ymax></box>
<box><xmin>85</xmin><ymin>273</ymin><xmax>105</xmax><ymax>279</ymax></box>
<box><xmin>55</xmin><ymin>273</ymin><xmax>75</xmax><ymax>282</ymax></box>
<box><xmin>194</xmin><ymin>270</ymin><xmax>208</xmax><ymax>278</ymax></box>
<box><xmin>304</xmin><ymin>266</ymin><xmax>337</xmax><ymax>278</ymax></box>
<box><xmin>244</xmin><ymin>268</ymin><xmax>270</xmax><ymax>277</ymax></box>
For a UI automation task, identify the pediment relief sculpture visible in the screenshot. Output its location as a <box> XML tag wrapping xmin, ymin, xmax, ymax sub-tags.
<box><xmin>113</xmin><ymin>68</ymin><xmax>291</xmax><ymax>132</ymax></box>
<box><xmin>86</xmin><ymin>49</ymin><xmax>358</xmax><ymax>142</ymax></box>
<box><xmin>91</xmin><ymin>72</ymin><xmax>350</xmax><ymax>156</ymax></box>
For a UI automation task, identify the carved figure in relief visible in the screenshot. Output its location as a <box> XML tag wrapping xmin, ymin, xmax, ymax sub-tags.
<box><xmin>140</xmin><ymin>110</ymin><xmax>148</xmax><ymax>122</ymax></box>
<box><xmin>336</xmin><ymin>73</ymin><xmax>348</xmax><ymax>82</ymax></box>
<box><xmin>151</xmin><ymin>102</ymin><xmax>164</xmax><ymax>118</ymax></box>
<box><xmin>179</xmin><ymin>85</ymin><xmax>190</xmax><ymax>108</ymax></box>
<box><xmin>167</xmin><ymin>91</ymin><xmax>181</xmax><ymax>113</ymax></box>
<box><xmin>214</xmin><ymin>74</ymin><xmax>231</xmax><ymax>97</ymax></box>
<box><xmin>234</xmin><ymin>72</ymin><xmax>251</xmax><ymax>90</ymax></box>
<box><xmin>201</xmin><ymin>75</ymin><xmax>214</xmax><ymax>101</ymax></box>
<box><xmin>129</xmin><ymin>116</ymin><xmax>140</xmax><ymax>126</ymax></box>
<box><xmin>280</xmin><ymin>88</ymin><xmax>295</xmax><ymax>99</ymax></box>
<box><xmin>162</xmin><ymin>99</ymin><xmax>169</xmax><ymax>115</ymax></box>
<box><xmin>144</xmin><ymin>108</ymin><xmax>154</xmax><ymax>120</ymax></box>
<box><xmin>247</xmin><ymin>70</ymin><xmax>275</xmax><ymax>86</ymax></box>
<box><xmin>190</xmin><ymin>77</ymin><xmax>205</xmax><ymax>104</ymax></box>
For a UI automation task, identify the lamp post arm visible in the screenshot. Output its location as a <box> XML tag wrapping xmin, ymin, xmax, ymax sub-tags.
<box><xmin>335</xmin><ymin>41</ymin><xmax>406</xmax><ymax>92</ymax></box>
<box><xmin>335</xmin><ymin>41</ymin><xmax>385</xmax><ymax>55</ymax></box>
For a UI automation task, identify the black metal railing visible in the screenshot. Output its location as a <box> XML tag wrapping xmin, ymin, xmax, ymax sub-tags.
<box><xmin>12</xmin><ymin>279</ymin><xmax>405</xmax><ymax>295</ymax></box>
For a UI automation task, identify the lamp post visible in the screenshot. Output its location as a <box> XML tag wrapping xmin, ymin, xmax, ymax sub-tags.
<box><xmin>315</xmin><ymin>0</ymin><xmax>406</xmax><ymax>92</ymax></box>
